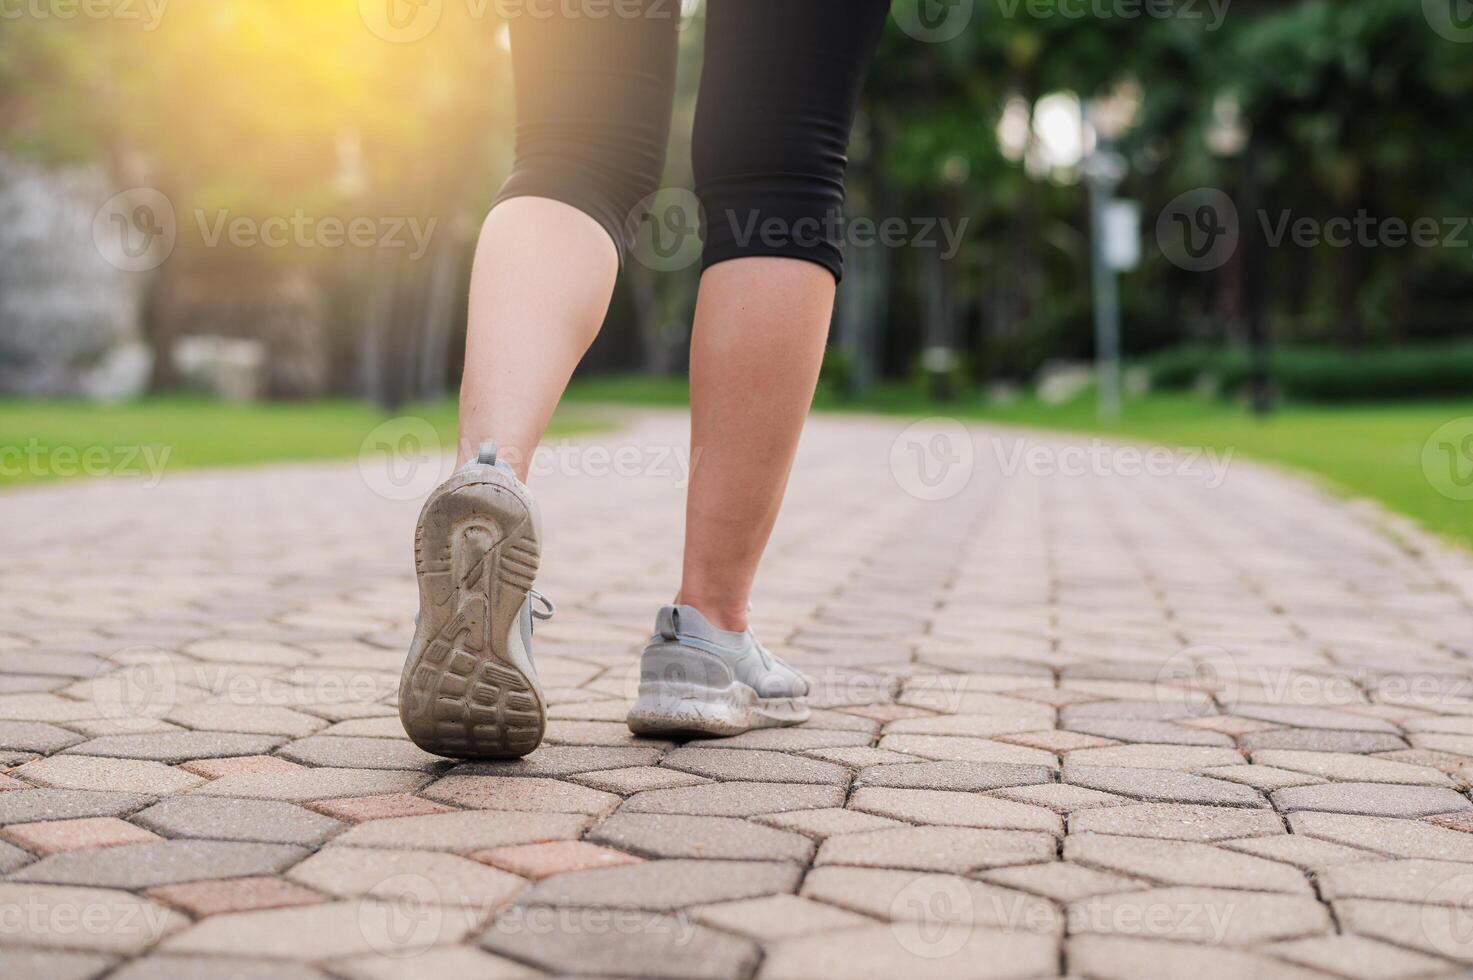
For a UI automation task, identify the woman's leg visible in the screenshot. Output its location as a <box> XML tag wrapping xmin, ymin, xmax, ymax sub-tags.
<box><xmin>676</xmin><ymin>0</ymin><xmax>892</xmax><ymax>631</ymax></box>
<box><xmin>457</xmin><ymin>3</ymin><xmax>679</xmax><ymax>480</ymax></box>
<box><xmin>457</xmin><ymin>199</ymin><xmax>617</xmax><ymax>480</ymax></box>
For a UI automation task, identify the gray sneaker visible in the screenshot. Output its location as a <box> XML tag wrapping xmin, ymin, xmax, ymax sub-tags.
<box><xmin>399</xmin><ymin>443</ymin><xmax>553</xmax><ymax>758</ymax></box>
<box><xmin>626</xmin><ymin>604</ymin><xmax>811</xmax><ymax>737</ymax></box>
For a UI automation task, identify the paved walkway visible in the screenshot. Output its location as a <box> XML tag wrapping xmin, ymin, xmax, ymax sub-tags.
<box><xmin>3</xmin><ymin>411</ymin><xmax>1473</xmax><ymax>979</ymax></box>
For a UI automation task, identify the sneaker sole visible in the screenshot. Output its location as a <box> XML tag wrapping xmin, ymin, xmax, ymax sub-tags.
<box><xmin>399</xmin><ymin>467</ymin><xmax>545</xmax><ymax>758</ymax></box>
<box><xmin>627</xmin><ymin>679</ymin><xmax>810</xmax><ymax>738</ymax></box>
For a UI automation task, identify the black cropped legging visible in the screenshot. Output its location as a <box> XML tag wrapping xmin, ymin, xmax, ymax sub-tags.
<box><xmin>493</xmin><ymin>0</ymin><xmax>892</xmax><ymax>282</ymax></box>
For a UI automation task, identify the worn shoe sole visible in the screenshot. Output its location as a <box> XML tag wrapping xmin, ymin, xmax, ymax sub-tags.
<box><xmin>627</xmin><ymin>678</ymin><xmax>810</xmax><ymax>738</ymax></box>
<box><xmin>399</xmin><ymin>466</ymin><xmax>545</xmax><ymax>758</ymax></box>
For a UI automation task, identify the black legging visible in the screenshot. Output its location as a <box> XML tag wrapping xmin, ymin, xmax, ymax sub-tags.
<box><xmin>493</xmin><ymin>0</ymin><xmax>892</xmax><ymax>282</ymax></box>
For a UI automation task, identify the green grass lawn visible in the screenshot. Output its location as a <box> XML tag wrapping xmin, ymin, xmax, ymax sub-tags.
<box><xmin>567</xmin><ymin>375</ymin><xmax>1473</xmax><ymax>550</ymax></box>
<box><xmin>4</xmin><ymin>382</ymin><xmax>1469</xmax><ymax>550</ymax></box>
<box><xmin>0</xmin><ymin>396</ymin><xmax>599</xmax><ymax>488</ymax></box>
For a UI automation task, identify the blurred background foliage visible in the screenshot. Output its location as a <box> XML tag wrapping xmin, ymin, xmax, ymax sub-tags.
<box><xmin>1</xmin><ymin>0</ymin><xmax>1471</xmax><ymax>407</ymax></box>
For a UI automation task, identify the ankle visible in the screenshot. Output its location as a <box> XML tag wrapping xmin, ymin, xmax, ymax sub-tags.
<box><xmin>674</xmin><ymin>593</ymin><xmax>749</xmax><ymax>632</ymax></box>
<box><xmin>457</xmin><ymin>438</ymin><xmax>531</xmax><ymax>482</ymax></box>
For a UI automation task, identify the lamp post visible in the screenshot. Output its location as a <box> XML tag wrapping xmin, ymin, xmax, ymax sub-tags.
<box><xmin>1083</xmin><ymin>102</ymin><xmax>1137</xmax><ymax>422</ymax></box>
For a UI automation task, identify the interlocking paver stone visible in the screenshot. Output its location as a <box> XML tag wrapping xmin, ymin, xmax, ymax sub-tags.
<box><xmin>328</xmin><ymin>810</ymin><xmax>589</xmax><ymax>852</ymax></box>
<box><xmin>1070</xmin><ymin>803</ymin><xmax>1285</xmax><ymax>842</ymax></box>
<box><xmin>659</xmin><ymin>747</ymin><xmax>849</xmax><ymax>785</ymax></box>
<box><xmin>0</xmin><ymin>949</ymin><xmax>115</xmax><ymax>980</ymax></box>
<box><xmin>568</xmin><ymin>766</ymin><xmax>711</xmax><ymax>794</ymax></box>
<box><xmin>1289</xmin><ymin>810</ymin><xmax>1473</xmax><ymax>860</ymax></box>
<box><xmin>132</xmin><ymin>796</ymin><xmax>346</xmax><ymax>845</ymax></box>
<box><xmin>0</xmin><ymin>882</ymin><xmax>188</xmax><ymax>953</ymax></box>
<box><xmin>621</xmin><ymin>781</ymin><xmax>844</xmax><ymax>816</ymax></box>
<box><xmin>146</xmin><ymin>876</ymin><xmax>327</xmax><ymax>917</ymax></box>
<box><xmin>1068</xmin><ymin>935</ymin><xmax>1331</xmax><ymax>980</ymax></box>
<box><xmin>423</xmin><ymin>775</ymin><xmax>620</xmax><ymax>814</ymax></box>
<box><xmin>108</xmin><ymin>957</ymin><xmax>331</xmax><ymax>980</ymax></box>
<box><xmin>1273</xmin><ymin>781</ymin><xmax>1472</xmax><ymax>817</ymax></box>
<box><xmin>1264</xmin><ymin>934</ymin><xmax>1452</xmax><ymax>980</ymax></box>
<box><xmin>855</xmin><ymin>760</ymin><xmax>1052</xmax><ymax>791</ymax></box>
<box><xmin>689</xmin><ymin>893</ymin><xmax>871</xmax><ymax>941</ymax></box>
<box><xmin>472</xmin><ymin>840</ymin><xmax>641</xmax><ymax>880</ymax></box>
<box><xmin>1069</xmin><ymin>886</ymin><xmax>1332</xmax><ymax>945</ymax></box>
<box><xmin>816</xmin><ymin>825</ymin><xmax>1055</xmax><ymax>872</ymax></box>
<box><xmin>286</xmin><ymin>847</ymin><xmax>526</xmax><ymax>905</ymax></box>
<box><xmin>760</xmin><ymin>925</ymin><xmax>1056</xmax><ymax>980</ymax></box>
<box><xmin>1</xmin><ymin>816</ymin><xmax>162</xmax><ymax>854</ymax></box>
<box><xmin>190</xmin><ymin>767</ymin><xmax>431</xmax><ymax>801</ymax></box>
<box><xmin>11</xmin><ymin>839</ymin><xmax>308</xmax><ymax>888</ymax></box>
<box><xmin>0</xmin><ymin>788</ymin><xmax>154</xmax><ymax>825</ymax></box>
<box><xmin>849</xmin><ymin>787</ymin><xmax>1061</xmax><ymax>833</ymax></box>
<box><xmin>522</xmin><ymin>858</ymin><xmax>800</xmax><ymax>910</ymax></box>
<box><xmin>307</xmin><ymin>792</ymin><xmax>454</xmax><ymax>823</ymax></box>
<box><xmin>1062</xmin><ymin>765</ymin><xmax>1267</xmax><ymax>808</ymax></box>
<box><xmin>1064</xmin><ymin>832</ymin><xmax>1311</xmax><ymax>893</ymax></box>
<box><xmin>481</xmin><ymin>908</ymin><xmax>757</xmax><ymax>979</ymax></box>
<box><xmin>801</xmin><ymin>866</ymin><xmax>1059</xmax><ymax>929</ymax></box>
<box><xmin>65</xmin><ymin>731</ymin><xmax>286</xmax><ymax>763</ymax></box>
<box><xmin>278</xmin><ymin>735</ymin><xmax>451</xmax><ymax>771</ymax></box>
<box><xmin>10</xmin><ymin>412</ymin><xmax>1473</xmax><ymax>974</ymax></box>
<box><xmin>589</xmin><ymin>812</ymin><xmax>815</xmax><ymax>862</ymax></box>
<box><xmin>161</xmin><ymin>900</ymin><xmax>476</xmax><ymax>959</ymax></box>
